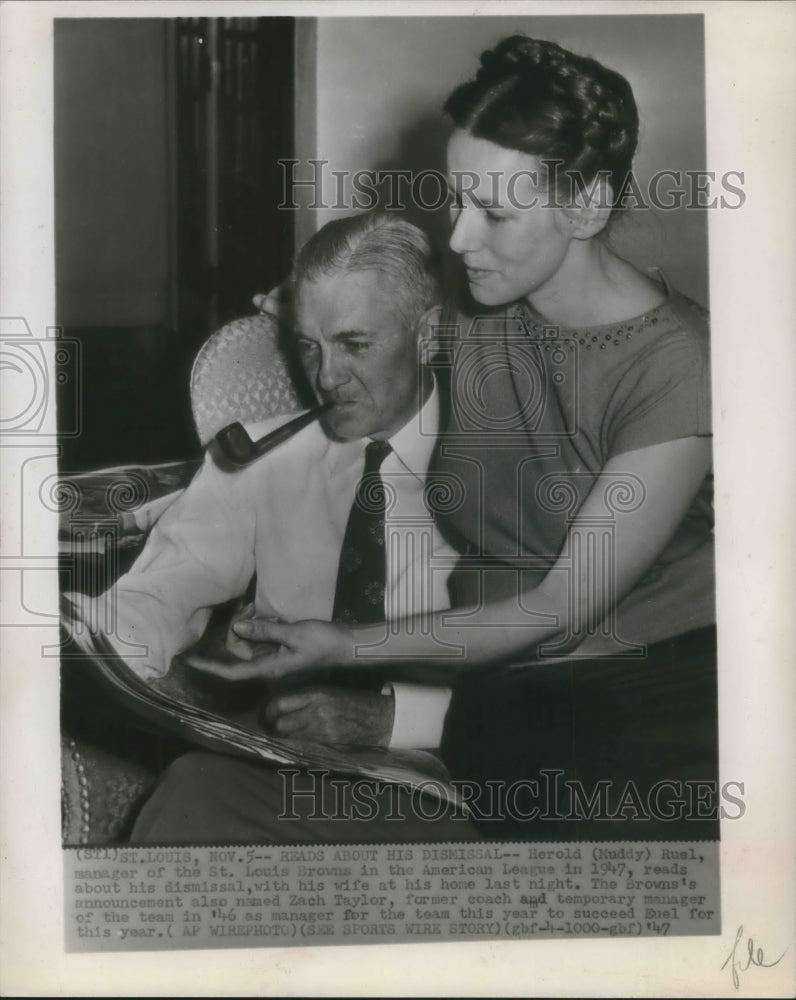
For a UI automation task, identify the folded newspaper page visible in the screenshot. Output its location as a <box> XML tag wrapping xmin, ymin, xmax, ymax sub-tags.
<box><xmin>60</xmin><ymin>594</ymin><xmax>460</xmax><ymax>806</ymax></box>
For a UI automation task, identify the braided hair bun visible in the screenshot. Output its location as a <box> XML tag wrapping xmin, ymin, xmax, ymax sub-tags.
<box><xmin>445</xmin><ymin>35</ymin><xmax>639</xmax><ymax>209</ymax></box>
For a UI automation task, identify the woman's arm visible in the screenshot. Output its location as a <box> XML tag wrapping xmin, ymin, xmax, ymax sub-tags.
<box><xmin>199</xmin><ymin>435</ymin><xmax>711</xmax><ymax>680</ymax></box>
<box><xmin>432</xmin><ymin>434</ymin><xmax>712</xmax><ymax>664</ymax></box>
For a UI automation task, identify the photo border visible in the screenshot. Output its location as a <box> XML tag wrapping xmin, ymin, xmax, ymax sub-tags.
<box><xmin>1</xmin><ymin>1</ymin><xmax>794</xmax><ymax>995</ymax></box>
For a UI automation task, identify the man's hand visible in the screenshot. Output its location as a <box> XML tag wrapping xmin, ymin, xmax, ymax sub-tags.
<box><xmin>262</xmin><ymin>685</ymin><xmax>395</xmax><ymax>746</ymax></box>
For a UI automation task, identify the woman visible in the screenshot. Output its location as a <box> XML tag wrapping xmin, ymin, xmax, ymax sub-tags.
<box><xmin>228</xmin><ymin>36</ymin><xmax>717</xmax><ymax>839</ymax></box>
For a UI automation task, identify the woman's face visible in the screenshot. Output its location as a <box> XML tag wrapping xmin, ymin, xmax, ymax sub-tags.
<box><xmin>446</xmin><ymin>129</ymin><xmax>574</xmax><ymax>307</ymax></box>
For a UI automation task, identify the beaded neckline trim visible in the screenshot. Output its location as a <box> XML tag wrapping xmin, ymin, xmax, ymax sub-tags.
<box><xmin>514</xmin><ymin>298</ymin><xmax>670</xmax><ymax>349</ymax></box>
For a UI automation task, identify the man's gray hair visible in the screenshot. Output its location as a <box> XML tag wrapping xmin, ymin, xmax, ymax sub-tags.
<box><xmin>293</xmin><ymin>213</ymin><xmax>441</xmax><ymax>330</ymax></box>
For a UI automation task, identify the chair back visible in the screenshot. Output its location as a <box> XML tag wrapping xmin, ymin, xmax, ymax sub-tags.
<box><xmin>190</xmin><ymin>313</ymin><xmax>312</xmax><ymax>446</ymax></box>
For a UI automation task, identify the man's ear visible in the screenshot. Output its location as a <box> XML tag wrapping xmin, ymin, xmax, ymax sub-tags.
<box><xmin>414</xmin><ymin>304</ymin><xmax>446</xmax><ymax>354</ymax></box>
<box><xmin>559</xmin><ymin>176</ymin><xmax>614</xmax><ymax>240</ymax></box>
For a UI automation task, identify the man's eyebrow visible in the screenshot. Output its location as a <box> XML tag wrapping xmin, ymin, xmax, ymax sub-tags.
<box><xmin>328</xmin><ymin>329</ymin><xmax>374</xmax><ymax>342</ymax></box>
<box><xmin>294</xmin><ymin>329</ymin><xmax>375</xmax><ymax>343</ymax></box>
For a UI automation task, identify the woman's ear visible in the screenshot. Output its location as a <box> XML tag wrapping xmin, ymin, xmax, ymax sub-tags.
<box><xmin>559</xmin><ymin>176</ymin><xmax>614</xmax><ymax>240</ymax></box>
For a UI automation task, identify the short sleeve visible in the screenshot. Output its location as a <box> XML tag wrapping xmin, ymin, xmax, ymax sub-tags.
<box><xmin>606</xmin><ymin>331</ymin><xmax>711</xmax><ymax>458</ymax></box>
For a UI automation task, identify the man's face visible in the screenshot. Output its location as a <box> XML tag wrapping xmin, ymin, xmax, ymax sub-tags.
<box><xmin>294</xmin><ymin>269</ymin><xmax>423</xmax><ymax>441</ymax></box>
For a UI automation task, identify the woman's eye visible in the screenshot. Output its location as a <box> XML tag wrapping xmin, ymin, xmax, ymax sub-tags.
<box><xmin>486</xmin><ymin>210</ymin><xmax>508</xmax><ymax>224</ymax></box>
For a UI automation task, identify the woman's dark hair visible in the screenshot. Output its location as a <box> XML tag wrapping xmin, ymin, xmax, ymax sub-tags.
<box><xmin>445</xmin><ymin>35</ymin><xmax>639</xmax><ymax>210</ymax></box>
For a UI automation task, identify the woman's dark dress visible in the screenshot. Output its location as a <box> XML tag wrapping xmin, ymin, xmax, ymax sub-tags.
<box><xmin>434</xmin><ymin>286</ymin><xmax>718</xmax><ymax>840</ymax></box>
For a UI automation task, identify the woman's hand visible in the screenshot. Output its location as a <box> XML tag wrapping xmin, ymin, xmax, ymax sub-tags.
<box><xmin>224</xmin><ymin>600</ymin><xmax>257</xmax><ymax>660</ymax></box>
<box><xmin>252</xmin><ymin>281</ymin><xmax>293</xmax><ymax>325</ymax></box>
<box><xmin>223</xmin><ymin>601</ymin><xmax>285</xmax><ymax>662</ymax></box>
<box><xmin>189</xmin><ymin>618</ymin><xmax>356</xmax><ymax>681</ymax></box>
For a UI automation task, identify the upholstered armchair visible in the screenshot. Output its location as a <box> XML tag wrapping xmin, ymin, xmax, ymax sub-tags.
<box><xmin>60</xmin><ymin>312</ymin><xmax>313</xmax><ymax>845</ymax></box>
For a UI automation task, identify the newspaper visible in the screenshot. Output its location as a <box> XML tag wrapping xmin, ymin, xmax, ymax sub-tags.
<box><xmin>60</xmin><ymin>595</ymin><xmax>462</xmax><ymax>808</ymax></box>
<box><xmin>1</xmin><ymin>2</ymin><xmax>795</xmax><ymax>997</ymax></box>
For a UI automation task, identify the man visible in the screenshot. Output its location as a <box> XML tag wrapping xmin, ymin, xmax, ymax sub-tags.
<box><xmin>80</xmin><ymin>213</ymin><xmax>478</xmax><ymax>843</ymax></box>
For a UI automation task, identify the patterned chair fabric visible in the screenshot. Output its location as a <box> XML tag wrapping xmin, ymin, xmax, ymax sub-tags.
<box><xmin>61</xmin><ymin>732</ymin><xmax>158</xmax><ymax>846</ymax></box>
<box><xmin>62</xmin><ymin>310</ymin><xmax>312</xmax><ymax>845</ymax></box>
<box><xmin>190</xmin><ymin>312</ymin><xmax>309</xmax><ymax>445</ymax></box>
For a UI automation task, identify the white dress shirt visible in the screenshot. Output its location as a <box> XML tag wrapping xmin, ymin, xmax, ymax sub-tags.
<box><xmin>89</xmin><ymin>384</ymin><xmax>455</xmax><ymax>748</ymax></box>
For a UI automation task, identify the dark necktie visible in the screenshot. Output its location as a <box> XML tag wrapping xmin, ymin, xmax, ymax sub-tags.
<box><xmin>332</xmin><ymin>439</ymin><xmax>393</xmax><ymax>626</ymax></box>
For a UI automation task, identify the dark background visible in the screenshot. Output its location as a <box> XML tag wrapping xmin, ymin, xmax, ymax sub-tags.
<box><xmin>55</xmin><ymin>18</ymin><xmax>295</xmax><ymax>470</ymax></box>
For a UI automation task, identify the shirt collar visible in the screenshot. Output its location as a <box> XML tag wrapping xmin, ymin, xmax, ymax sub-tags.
<box><xmin>386</xmin><ymin>378</ymin><xmax>440</xmax><ymax>481</ymax></box>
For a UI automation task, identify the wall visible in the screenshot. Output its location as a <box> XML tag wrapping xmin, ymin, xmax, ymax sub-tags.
<box><xmin>54</xmin><ymin>19</ymin><xmax>172</xmax><ymax>328</ymax></box>
<box><xmin>298</xmin><ymin>14</ymin><xmax>708</xmax><ymax>306</ymax></box>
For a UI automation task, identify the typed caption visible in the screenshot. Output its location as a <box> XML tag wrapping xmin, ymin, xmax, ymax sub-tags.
<box><xmin>65</xmin><ymin>840</ymin><xmax>719</xmax><ymax>951</ymax></box>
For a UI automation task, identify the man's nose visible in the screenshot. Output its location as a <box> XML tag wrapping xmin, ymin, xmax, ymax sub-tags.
<box><xmin>316</xmin><ymin>349</ymin><xmax>349</xmax><ymax>394</ymax></box>
<box><xmin>448</xmin><ymin>204</ymin><xmax>481</xmax><ymax>255</ymax></box>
